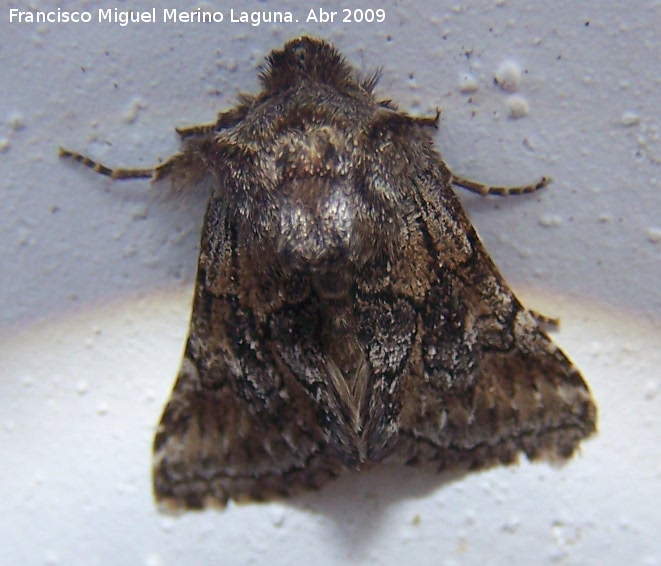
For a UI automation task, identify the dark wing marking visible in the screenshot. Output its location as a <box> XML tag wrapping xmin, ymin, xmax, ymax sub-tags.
<box><xmin>354</xmin><ymin>152</ymin><xmax>596</xmax><ymax>471</ymax></box>
<box><xmin>152</xmin><ymin>198</ymin><xmax>351</xmax><ymax>509</ymax></box>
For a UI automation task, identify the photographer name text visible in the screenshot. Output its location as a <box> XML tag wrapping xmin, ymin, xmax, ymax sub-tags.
<box><xmin>8</xmin><ymin>7</ymin><xmax>386</xmax><ymax>26</ymax></box>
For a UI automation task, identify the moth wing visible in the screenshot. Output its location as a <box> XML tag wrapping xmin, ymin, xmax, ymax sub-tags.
<box><xmin>356</xmin><ymin>157</ymin><xmax>596</xmax><ymax>470</ymax></box>
<box><xmin>152</xmin><ymin>200</ymin><xmax>346</xmax><ymax>509</ymax></box>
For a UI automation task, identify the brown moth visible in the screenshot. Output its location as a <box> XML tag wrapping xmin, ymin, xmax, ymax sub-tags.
<box><xmin>60</xmin><ymin>36</ymin><xmax>596</xmax><ymax>510</ymax></box>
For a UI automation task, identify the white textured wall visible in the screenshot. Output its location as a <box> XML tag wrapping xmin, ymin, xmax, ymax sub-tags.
<box><xmin>1</xmin><ymin>1</ymin><xmax>660</xmax><ymax>564</ymax></box>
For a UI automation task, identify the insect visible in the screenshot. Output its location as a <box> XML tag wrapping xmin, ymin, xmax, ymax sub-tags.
<box><xmin>60</xmin><ymin>36</ymin><xmax>596</xmax><ymax>509</ymax></box>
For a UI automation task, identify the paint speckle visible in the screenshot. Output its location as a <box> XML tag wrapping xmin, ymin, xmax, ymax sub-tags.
<box><xmin>458</xmin><ymin>73</ymin><xmax>479</xmax><ymax>93</ymax></box>
<box><xmin>144</xmin><ymin>554</ymin><xmax>163</xmax><ymax>566</ymax></box>
<box><xmin>621</xmin><ymin>111</ymin><xmax>640</xmax><ymax>127</ymax></box>
<box><xmin>539</xmin><ymin>214</ymin><xmax>562</xmax><ymax>228</ymax></box>
<box><xmin>269</xmin><ymin>507</ymin><xmax>286</xmax><ymax>527</ymax></box>
<box><xmin>644</xmin><ymin>380</ymin><xmax>659</xmax><ymax>400</ymax></box>
<box><xmin>122</xmin><ymin>97</ymin><xmax>148</xmax><ymax>124</ymax></box>
<box><xmin>159</xmin><ymin>517</ymin><xmax>175</xmax><ymax>533</ymax></box>
<box><xmin>647</xmin><ymin>227</ymin><xmax>661</xmax><ymax>244</ymax></box>
<box><xmin>506</xmin><ymin>95</ymin><xmax>529</xmax><ymax>118</ymax></box>
<box><xmin>75</xmin><ymin>380</ymin><xmax>89</xmax><ymax>395</ymax></box>
<box><xmin>0</xmin><ymin>138</ymin><xmax>9</xmax><ymax>152</ymax></box>
<box><xmin>7</xmin><ymin>111</ymin><xmax>26</xmax><ymax>131</ymax></box>
<box><xmin>502</xmin><ymin>516</ymin><xmax>521</xmax><ymax>533</ymax></box>
<box><xmin>495</xmin><ymin>60</ymin><xmax>521</xmax><ymax>92</ymax></box>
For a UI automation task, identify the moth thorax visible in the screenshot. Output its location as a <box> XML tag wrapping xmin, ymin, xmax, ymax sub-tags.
<box><xmin>276</xmin><ymin>176</ymin><xmax>366</xmax><ymax>272</ymax></box>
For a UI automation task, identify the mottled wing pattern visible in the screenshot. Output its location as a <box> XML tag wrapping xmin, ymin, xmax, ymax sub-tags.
<box><xmin>154</xmin><ymin>119</ymin><xmax>596</xmax><ymax>509</ymax></box>
<box><xmin>61</xmin><ymin>37</ymin><xmax>596</xmax><ymax>511</ymax></box>
<box><xmin>153</xmin><ymin>197</ymin><xmax>349</xmax><ymax>509</ymax></box>
<box><xmin>354</xmin><ymin>138</ymin><xmax>596</xmax><ymax>470</ymax></box>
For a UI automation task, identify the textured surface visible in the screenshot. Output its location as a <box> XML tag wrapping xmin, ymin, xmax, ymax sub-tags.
<box><xmin>1</xmin><ymin>0</ymin><xmax>660</xmax><ymax>564</ymax></box>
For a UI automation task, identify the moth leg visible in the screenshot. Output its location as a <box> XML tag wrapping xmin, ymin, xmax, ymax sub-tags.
<box><xmin>411</xmin><ymin>108</ymin><xmax>441</xmax><ymax>128</ymax></box>
<box><xmin>450</xmin><ymin>172</ymin><xmax>550</xmax><ymax>196</ymax></box>
<box><xmin>58</xmin><ymin>146</ymin><xmax>155</xmax><ymax>179</ymax></box>
<box><xmin>175</xmin><ymin>123</ymin><xmax>216</xmax><ymax>140</ymax></box>
<box><xmin>529</xmin><ymin>309</ymin><xmax>560</xmax><ymax>329</ymax></box>
<box><xmin>177</xmin><ymin>106</ymin><xmax>251</xmax><ymax>140</ymax></box>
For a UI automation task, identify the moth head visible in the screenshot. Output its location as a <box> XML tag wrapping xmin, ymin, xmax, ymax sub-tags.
<box><xmin>260</xmin><ymin>36</ymin><xmax>353</xmax><ymax>93</ymax></box>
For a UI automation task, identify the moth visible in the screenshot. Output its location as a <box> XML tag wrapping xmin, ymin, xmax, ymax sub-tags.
<box><xmin>61</xmin><ymin>36</ymin><xmax>597</xmax><ymax>509</ymax></box>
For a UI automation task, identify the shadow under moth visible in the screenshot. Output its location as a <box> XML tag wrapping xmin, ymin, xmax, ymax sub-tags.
<box><xmin>60</xmin><ymin>36</ymin><xmax>597</xmax><ymax>510</ymax></box>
